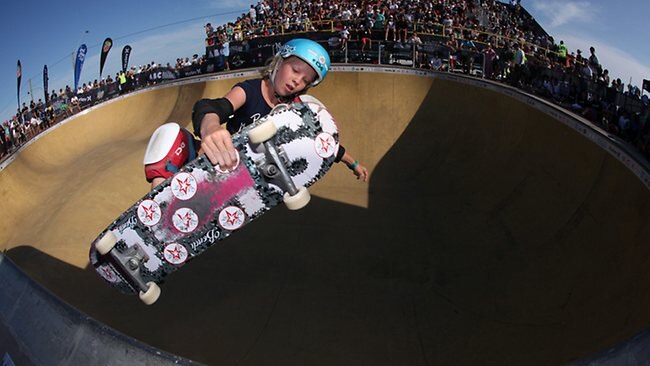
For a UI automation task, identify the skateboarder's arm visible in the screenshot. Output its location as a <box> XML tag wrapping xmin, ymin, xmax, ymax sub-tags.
<box><xmin>339</xmin><ymin>149</ymin><xmax>368</xmax><ymax>182</ymax></box>
<box><xmin>193</xmin><ymin>87</ymin><xmax>247</xmax><ymax>169</ymax></box>
<box><xmin>151</xmin><ymin>176</ymin><xmax>165</xmax><ymax>188</ymax></box>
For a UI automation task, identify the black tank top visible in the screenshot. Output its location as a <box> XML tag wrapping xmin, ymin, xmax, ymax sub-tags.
<box><xmin>227</xmin><ymin>79</ymin><xmax>273</xmax><ymax>134</ymax></box>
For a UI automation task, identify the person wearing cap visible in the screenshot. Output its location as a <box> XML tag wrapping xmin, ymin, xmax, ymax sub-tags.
<box><xmin>144</xmin><ymin>38</ymin><xmax>368</xmax><ymax>188</ymax></box>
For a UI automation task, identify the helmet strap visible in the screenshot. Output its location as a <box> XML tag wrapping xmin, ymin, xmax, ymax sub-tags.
<box><xmin>273</xmin><ymin>85</ymin><xmax>310</xmax><ymax>103</ymax></box>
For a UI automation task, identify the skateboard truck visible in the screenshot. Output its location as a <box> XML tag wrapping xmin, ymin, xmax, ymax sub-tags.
<box><xmin>256</xmin><ymin>146</ymin><xmax>297</xmax><ymax>194</ymax></box>
<box><xmin>249</xmin><ymin>120</ymin><xmax>311</xmax><ymax>210</ymax></box>
<box><xmin>95</xmin><ymin>232</ymin><xmax>161</xmax><ymax>305</ymax></box>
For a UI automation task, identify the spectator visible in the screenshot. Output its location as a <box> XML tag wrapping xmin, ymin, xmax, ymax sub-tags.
<box><xmin>385</xmin><ymin>14</ymin><xmax>396</xmax><ymax>42</ymax></box>
<box><xmin>505</xmin><ymin>42</ymin><xmax>526</xmax><ymax>86</ymax></box>
<box><xmin>205</xmin><ymin>23</ymin><xmax>214</xmax><ymax>38</ymax></box>
<box><xmin>588</xmin><ymin>46</ymin><xmax>600</xmax><ymax>79</ymax></box>
<box><xmin>359</xmin><ymin>24</ymin><xmax>372</xmax><ymax>52</ymax></box>
<box><xmin>397</xmin><ymin>13</ymin><xmax>408</xmax><ymax>43</ymax></box>
<box><xmin>118</xmin><ymin>71</ymin><xmax>128</xmax><ymax>94</ymax></box>
<box><xmin>429</xmin><ymin>51</ymin><xmax>444</xmax><ymax>71</ymax></box>
<box><xmin>557</xmin><ymin>40</ymin><xmax>568</xmax><ymax>67</ymax></box>
<box><xmin>409</xmin><ymin>32</ymin><xmax>423</xmax><ymax>63</ymax></box>
<box><xmin>445</xmin><ymin>33</ymin><xmax>459</xmax><ymax>71</ymax></box>
<box><xmin>482</xmin><ymin>42</ymin><xmax>497</xmax><ymax>79</ymax></box>
<box><xmin>221</xmin><ymin>40</ymin><xmax>230</xmax><ymax>70</ymax></box>
<box><xmin>249</xmin><ymin>5</ymin><xmax>257</xmax><ymax>24</ymax></box>
<box><xmin>30</xmin><ymin>113</ymin><xmax>42</xmax><ymax>135</ymax></box>
<box><xmin>340</xmin><ymin>26</ymin><xmax>350</xmax><ymax>50</ymax></box>
<box><xmin>599</xmin><ymin>69</ymin><xmax>610</xmax><ymax>86</ymax></box>
<box><xmin>460</xmin><ymin>35</ymin><xmax>478</xmax><ymax>75</ymax></box>
<box><xmin>409</xmin><ymin>32</ymin><xmax>422</xmax><ymax>45</ymax></box>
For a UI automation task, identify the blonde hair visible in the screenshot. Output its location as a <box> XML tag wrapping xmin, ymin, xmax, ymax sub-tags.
<box><xmin>261</xmin><ymin>54</ymin><xmax>281</xmax><ymax>80</ymax></box>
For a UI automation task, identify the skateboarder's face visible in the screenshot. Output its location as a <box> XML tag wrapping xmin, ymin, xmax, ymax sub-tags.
<box><xmin>274</xmin><ymin>56</ymin><xmax>317</xmax><ymax>96</ymax></box>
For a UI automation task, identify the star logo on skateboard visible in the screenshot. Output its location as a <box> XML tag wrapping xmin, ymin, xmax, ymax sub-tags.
<box><xmin>218</xmin><ymin>206</ymin><xmax>245</xmax><ymax>231</ymax></box>
<box><xmin>171</xmin><ymin>172</ymin><xmax>197</xmax><ymax>200</ymax></box>
<box><xmin>137</xmin><ymin>199</ymin><xmax>161</xmax><ymax>226</ymax></box>
<box><xmin>315</xmin><ymin>132</ymin><xmax>336</xmax><ymax>158</ymax></box>
<box><xmin>173</xmin><ymin>208</ymin><xmax>199</xmax><ymax>233</ymax></box>
<box><xmin>163</xmin><ymin>243</ymin><xmax>189</xmax><ymax>265</ymax></box>
<box><xmin>99</xmin><ymin>265</ymin><xmax>118</xmax><ymax>283</ymax></box>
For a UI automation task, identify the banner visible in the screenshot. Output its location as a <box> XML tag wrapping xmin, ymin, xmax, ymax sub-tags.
<box><xmin>100</xmin><ymin>38</ymin><xmax>113</xmax><ymax>78</ymax></box>
<box><xmin>75</xmin><ymin>83</ymin><xmax>120</xmax><ymax>109</ymax></box>
<box><xmin>17</xmin><ymin>60</ymin><xmax>22</xmax><ymax>110</ymax></box>
<box><xmin>643</xmin><ymin>79</ymin><xmax>650</xmax><ymax>94</ymax></box>
<box><xmin>147</xmin><ymin>67</ymin><xmax>178</xmax><ymax>82</ymax></box>
<box><xmin>74</xmin><ymin>44</ymin><xmax>88</xmax><ymax>91</ymax></box>
<box><xmin>43</xmin><ymin>65</ymin><xmax>49</xmax><ymax>103</ymax></box>
<box><xmin>121</xmin><ymin>45</ymin><xmax>132</xmax><ymax>73</ymax></box>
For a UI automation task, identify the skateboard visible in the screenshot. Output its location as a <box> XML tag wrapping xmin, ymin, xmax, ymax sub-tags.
<box><xmin>89</xmin><ymin>95</ymin><xmax>339</xmax><ymax>304</ymax></box>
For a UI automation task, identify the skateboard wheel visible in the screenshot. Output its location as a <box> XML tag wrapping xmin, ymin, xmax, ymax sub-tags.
<box><xmin>283</xmin><ymin>186</ymin><xmax>311</xmax><ymax>210</ymax></box>
<box><xmin>248</xmin><ymin>120</ymin><xmax>277</xmax><ymax>144</ymax></box>
<box><xmin>96</xmin><ymin>231</ymin><xmax>118</xmax><ymax>256</ymax></box>
<box><xmin>139</xmin><ymin>282</ymin><xmax>161</xmax><ymax>305</ymax></box>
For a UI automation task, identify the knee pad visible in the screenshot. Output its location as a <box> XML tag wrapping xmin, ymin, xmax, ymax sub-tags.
<box><xmin>144</xmin><ymin>123</ymin><xmax>197</xmax><ymax>182</ymax></box>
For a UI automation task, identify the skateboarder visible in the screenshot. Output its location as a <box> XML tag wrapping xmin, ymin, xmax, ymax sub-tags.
<box><xmin>144</xmin><ymin>38</ymin><xmax>368</xmax><ymax>188</ymax></box>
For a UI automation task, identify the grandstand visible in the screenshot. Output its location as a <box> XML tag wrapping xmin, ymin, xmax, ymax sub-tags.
<box><xmin>2</xmin><ymin>0</ymin><xmax>648</xmax><ymax>164</ymax></box>
<box><xmin>0</xmin><ymin>0</ymin><xmax>650</xmax><ymax>163</ymax></box>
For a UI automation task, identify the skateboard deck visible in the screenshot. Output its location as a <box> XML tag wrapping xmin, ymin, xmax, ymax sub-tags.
<box><xmin>89</xmin><ymin>96</ymin><xmax>339</xmax><ymax>304</ymax></box>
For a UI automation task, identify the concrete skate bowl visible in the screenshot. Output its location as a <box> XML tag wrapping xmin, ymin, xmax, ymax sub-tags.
<box><xmin>1</xmin><ymin>66</ymin><xmax>650</xmax><ymax>365</ymax></box>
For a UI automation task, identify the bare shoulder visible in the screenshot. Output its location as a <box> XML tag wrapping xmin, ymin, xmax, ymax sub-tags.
<box><xmin>224</xmin><ymin>86</ymin><xmax>247</xmax><ymax>110</ymax></box>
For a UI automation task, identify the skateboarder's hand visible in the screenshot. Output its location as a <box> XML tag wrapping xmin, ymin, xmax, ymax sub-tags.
<box><xmin>200</xmin><ymin>115</ymin><xmax>238</xmax><ymax>170</ymax></box>
<box><xmin>352</xmin><ymin>163</ymin><xmax>369</xmax><ymax>182</ymax></box>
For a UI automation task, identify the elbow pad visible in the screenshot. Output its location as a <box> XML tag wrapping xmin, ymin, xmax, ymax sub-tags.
<box><xmin>191</xmin><ymin>98</ymin><xmax>234</xmax><ymax>138</ymax></box>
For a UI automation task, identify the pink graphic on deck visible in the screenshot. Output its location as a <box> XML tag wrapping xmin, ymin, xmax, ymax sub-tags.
<box><xmin>157</xmin><ymin>163</ymin><xmax>256</xmax><ymax>240</ymax></box>
<box><xmin>207</xmin><ymin>165</ymin><xmax>256</xmax><ymax>208</ymax></box>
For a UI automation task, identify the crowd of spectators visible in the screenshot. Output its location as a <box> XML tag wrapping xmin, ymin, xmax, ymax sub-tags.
<box><xmin>3</xmin><ymin>0</ymin><xmax>649</xmax><ymax>164</ymax></box>
<box><xmin>0</xmin><ymin>55</ymin><xmax>215</xmax><ymax>160</ymax></box>
<box><xmin>200</xmin><ymin>0</ymin><xmax>649</xmax><ymax>159</ymax></box>
<box><xmin>202</xmin><ymin>0</ymin><xmax>547</xmax><ymax>51</ymax></box>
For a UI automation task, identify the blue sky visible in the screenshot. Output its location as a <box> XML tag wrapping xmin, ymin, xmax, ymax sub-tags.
<box><xmin>526</xmin><ymin>0</ymin><xmax>650</xmax><ymax>90</ymax></box>
<box><xmin>1</xmin><ymin>0</ymin><xmax>649</xmax><ymax>122</ymax></box>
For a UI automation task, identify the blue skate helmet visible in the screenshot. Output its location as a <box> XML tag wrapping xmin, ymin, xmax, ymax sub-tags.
<box><xmin>276</xmin><ymin>38</ymin><xmax>331</xmax><ymax>87</ymax></box>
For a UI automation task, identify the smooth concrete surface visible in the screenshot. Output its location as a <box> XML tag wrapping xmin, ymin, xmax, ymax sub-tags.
<box><xmin>0</xmin><ymin>253</ymin><xmax>201</xmax><ymax>366</ymax></box>
<box><xmin>1</xmin><ymin>66</ymin><xmax>649</xmax><ymax>365</ymax></box>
